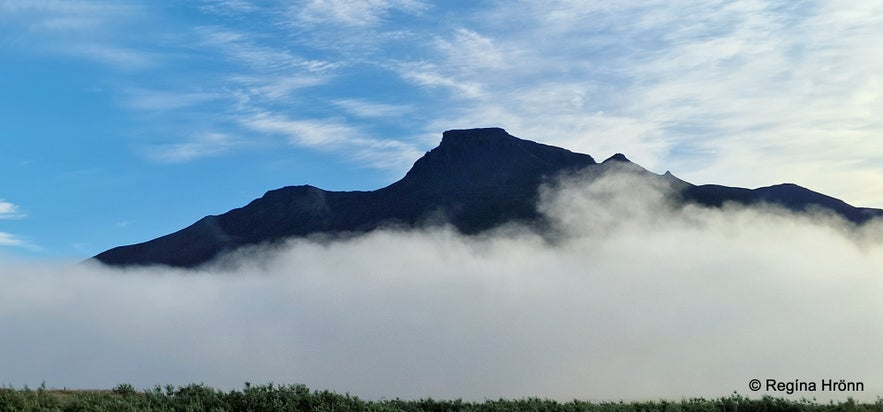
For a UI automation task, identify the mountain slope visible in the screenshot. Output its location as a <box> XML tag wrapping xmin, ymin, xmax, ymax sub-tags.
<box><xmin>94</xmin><ymin>128</ymin><xmax>883</xmax><ymax>268</ymax></box>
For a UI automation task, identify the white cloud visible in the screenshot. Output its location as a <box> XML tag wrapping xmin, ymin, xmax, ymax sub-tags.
<box><xmin>2</xmin><ymin>171</ymin><xmax>883</xmax><ymax>400</ymax></box>
<box><xmin>195</xmin><ymin>26</ymin><xmax>338</xmax><ymax>103</ymax></box>
<box><xmin>0</xmin><ymin>1</ymin><xmax>155</xmax><ymax>70</ymax></box>
<box><xmin>333</xmin><ymin>99</ymin><xmax>412</xmax><ymax>118</ymax></box>
<box><xmin>114</xmin><ymin>221</ymin><xmax>133</xmax><ymax>229</ymax></box>
<box><xmin>0</xmin><ymin>1</ymin><xmax>139</xmax><ymax>38</ymax></box>
<box><xmin>0</xmin><ymin>201</ymin><xmax>14</xmax><ymax>214</ymax></box>
<box><xmin>230</xmin><ymin>75</ymin><xmax>329</xmax><ymax>104</ymax></box>
<box><xmin>125</xmin><ymin>88</ymin><xmax>222</xmax><ymax>111</ymax></box>
<box><xmin>7</xmin><ymin>0</ymin><xmax>883</xmax><ymax>218</ymax></box>
<box><xmin>271</xmin><ymin>0</ymin><xmax>433</xmax><ymax>57</ymax></box>
<box><xmin>617</xmin><ymin>0</ymin><xmax>883</xmax><ymax>205</ymax></box>
<box><xmin>397</xmin><ymin>62</ymin><xmax>485</xmax><ymax>98</ymax></box>
<box><xmin>0</xmin><ymin>232</ymin><xmax>24</xmax><ymax>246</ymax></box>
<box><xmin>243</xmin><ymin>113</ymin><xmax>359</xmax><ymax>147</ymax></box>
<box><xmin>200</xmin><ymin>31</ymin><xmax>307</xmax><ymax>73</ymax></box>
<box><xmin>145</xmin><ymin>133</ymin><xmax>241</xmax><ymax>163</ymax></box>
<box><xmin>39</xmin><ymin>16</ymin><xmax>100</xmax><ymax>30</ymax></box>
<box><xmin>0</xmin><ymin>200</ymin><xmax>25</xmax><ymax>220</ymax></box>
<box><xmin>0</xmin><ymin>0</ymin><xmax>130</xmax><ymax>16</ymax></box>
<box><xmin>200</xmin><ymin>0</ymin><xmax>258</xmax><ymax>15</ymax></box>
<box><xmin>434</xmin><ymin>28</ymin><xmax>507</xmax><ymax>70</ymax></box>
<box><xmin>242</xmin><ymin>113</ymin><xmax>422</xmax><ymax>170</ymax></box>
<box><xmin>292</xmin><ymin>0</ymin><xmax>427</xmax><ymax>27</ymax></box>
<box><xmin>392</xmin><ymin>0</ymin><xmax>883</xmax><ymax>207</ymax></box>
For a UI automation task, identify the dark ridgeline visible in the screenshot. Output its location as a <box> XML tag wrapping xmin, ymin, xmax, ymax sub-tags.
<box><xmin>93</xmin><ymin>127</ymin><xmax>883</xmax><ymax>268</ymax></box>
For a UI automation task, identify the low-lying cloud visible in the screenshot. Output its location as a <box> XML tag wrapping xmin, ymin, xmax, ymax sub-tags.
<box><xmin>2</xmin><ymin>170</ymin><xmax>883</xmax><ymax>401</ymax></box>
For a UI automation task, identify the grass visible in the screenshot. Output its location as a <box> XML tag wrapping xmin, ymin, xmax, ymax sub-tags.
<box><xmin>1</xmin><ymin>383</ymin><xmax>881</xmax><ymax>412</ymax></box>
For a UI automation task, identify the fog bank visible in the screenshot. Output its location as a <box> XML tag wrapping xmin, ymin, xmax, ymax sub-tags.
<box><xmin>2</xmin><ymin>171</ymin><xmax>882</xmax><ymax>401</ymax></box>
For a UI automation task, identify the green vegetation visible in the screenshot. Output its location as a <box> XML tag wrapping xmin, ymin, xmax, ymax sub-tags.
<box><xmin>0</xmin><ymin>383</ymin><xmax>880</xmax><ymax>412</ymax></box>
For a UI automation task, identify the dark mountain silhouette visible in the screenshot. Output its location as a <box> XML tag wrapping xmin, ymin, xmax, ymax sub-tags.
<box><xmin>94</xmin><ymin>128</ymin><xmax>883</xmax><ymax>268</ymax></box>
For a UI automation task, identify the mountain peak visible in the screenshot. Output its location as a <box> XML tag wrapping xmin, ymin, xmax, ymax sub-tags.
<box><xmin>603</xmin><ymin>153</ymin><xmax>631</xmax><ymax>163</ymax></box>
<box><xmin>398</xmin><ymin>128</ymin><xmax>596</xmax><ymax>190</ymax></box>
<box><xmin>440</xmin><ymin>127</ymin><xmax>512</xmax><ymax>145</ymax></box>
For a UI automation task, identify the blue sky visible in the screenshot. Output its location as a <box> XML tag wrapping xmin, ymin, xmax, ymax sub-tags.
<box><xmin>2</xmin><ymin>0</ymin><xmax>883</xmax><ymax>259</ymax></box>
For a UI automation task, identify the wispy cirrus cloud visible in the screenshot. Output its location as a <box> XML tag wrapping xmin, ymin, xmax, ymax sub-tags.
<box><xmin>0</xmin><ymin>0</ymin><xmax>149</xmax><ymax>66</ymax></box>
<box><xmin>196</xmin><ymin>26</ymin><xmax>339</xmax><ymax>74</ymax></box>
<box><xmin>0</xmin><ymin>0</ymin><xmax>131</xmax><ymax>18</ymax></box>
<box><xmin>333</xmin><ymin>99</ymin><xmax>412</xmax><ymax>119</ymax></box>
<box><xmin>242</xmin><ymin>112</ymin><xmax>422</xmax><ymax>170</ymax></box>
<box><xmin>278</xmin><ymin>0</ymin><xmax>432</xmax><ymax>57</ymax></box>
<box><xmin>0</xmin><ymin>199</ymin><xmax>29</xmax><ymax>249</ymax></box>
<box><xmin>199</xmin><ymin>0</ymin><xmax>258</xmax><ymax>15</ymax></box>
<box><xmin>175</xmin><ymin>21</ymin><xmax>426</xmax><ymax>169</ymax></box>
<box><xmin>0</xmin><ymin>200</ymin><xmax>25</xmax><ymax>220</ymax></box>
<box><xmin>390</xmin><ymin>0</ymin><xmax>883</xmax><ymax>207</ymax></box>
<box><xmin>243</xmin><ymin>113</ymin><xmax>362</xmax><ymax>147</ymax></box>
<box><xmin>0</xmin><ymin>232</ymin><xmax>25</xmax><ymax>247</ymax></box>
<box><xmin>145</xmin><ymin>133</ymin><xmax>242</xmax><ymax>163</ymax></box>
<box><xmin>8</xmin><ymin>0</ymin><xmax>882</xmax><ymax>206</ymax></box>
<box><xmin>124</xmin><ymin>88</ymin><xmax>224</xmax><ymax>112</ymax></box>
<box><xmin>434</xmin><ymin>28</ymin><xmax>511</xmax><ymax>71</ymax></box>
<box><xmin>5</xmin><ymin>1</ymin><xmax>430</xmax><ymax>170</ymax></box>
<box><xmin>195</xmin><ymin>26</ymin><xmax>339</xmax><ymax>105</ymax></box>
<box><xmin>70</xmin><ymin>43</ymin><xmax>157</xmax><ymax>71</ymax></box>
<box><xmin>397</xmin><ymin>62</ymin><xmax>484</xmax><ymax>99</ymax></box>
<box><xmin>291</xmin><ymin>0</ymin><xmax>427</xmax><ymax>28</ymax></box>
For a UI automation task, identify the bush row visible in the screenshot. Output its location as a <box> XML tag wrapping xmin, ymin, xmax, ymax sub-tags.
<box><xmin>1</xmin><ymin>383</ymin><xmax>881</xmax><ymax>412</ymax></box>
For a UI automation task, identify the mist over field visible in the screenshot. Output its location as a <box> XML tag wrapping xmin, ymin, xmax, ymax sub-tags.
<box><xmin>2</xmin><ymin>170</ymin><xmax>883</xmax><ymax>401</ymax></box>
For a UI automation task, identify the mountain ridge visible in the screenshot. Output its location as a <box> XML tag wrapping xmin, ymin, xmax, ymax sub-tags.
<box><xmin>94</xmin><ymin>128</ymin><xmax>883</xmax><ymax>268</ymax></box>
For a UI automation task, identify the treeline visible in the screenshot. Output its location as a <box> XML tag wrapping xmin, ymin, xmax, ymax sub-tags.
<box><xmin>1</xmin><ymin>383</ymin><xmax>881</xmax><ymax>412</ymax></box>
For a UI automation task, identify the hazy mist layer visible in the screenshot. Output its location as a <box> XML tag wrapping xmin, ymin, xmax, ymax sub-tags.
<box><xmin>2</xmin><ymin>170</ymin><xmax>882</xmax><ymax>401</ymax></box>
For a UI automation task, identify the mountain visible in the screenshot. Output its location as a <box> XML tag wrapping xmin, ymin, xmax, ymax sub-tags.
<box><xmin>94</xmin><ymin>128</ymin><xmax>883</xmax><ymax>268</ymax></box>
